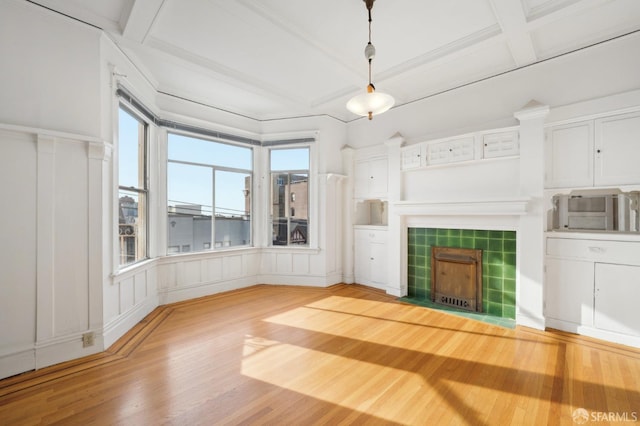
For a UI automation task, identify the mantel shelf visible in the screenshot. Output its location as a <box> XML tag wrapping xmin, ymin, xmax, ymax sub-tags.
<box><xmin>393</xmin><ymin>198</ymin><xmax>530</xmax><ymax>216</ymax></box>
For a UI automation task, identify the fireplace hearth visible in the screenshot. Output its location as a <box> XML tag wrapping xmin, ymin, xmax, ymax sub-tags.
<box><xmin>431</xmin><ymin>246</ymin><xmax>483</xmax><ymax>312</ymax></box>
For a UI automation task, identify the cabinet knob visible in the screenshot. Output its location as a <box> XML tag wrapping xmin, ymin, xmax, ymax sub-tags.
<box><xmin>597</xmin><ymin>149</ymin><xmax>601</xmax><ymax>154</ymax></box>
<box><xmin>370</xmin><ymin>257</ymin><xmax>374</xmax><ymax>260</ymax></box>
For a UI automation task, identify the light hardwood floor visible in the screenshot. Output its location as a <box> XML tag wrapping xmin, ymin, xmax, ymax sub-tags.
<box><xmin>1</xmin><ymin>284</ymin><xmax>639</xmax><ymax>425</ymax></box>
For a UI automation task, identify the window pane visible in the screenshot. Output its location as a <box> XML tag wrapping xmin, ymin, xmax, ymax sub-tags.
<box><xmin>168</xmin><ymin>133</ymin><xmax>252</xmax><ymax>170</ymax></box>
<box><xmin>119</xmin><ymin>189</ymin><xmax>146</xmax><ymax>265</ymax></box>
<box><xmin>270</xmin><ymin>148</ymin><xmax>309</xmax><ymax>171</ymax></box>
<box><xmin>118</xmin><ymin>107</ymin><xmax>144</xmax><ymax>188</ymax></box>
<box><xmin>271</xmin><ymin>173</ymin><xmax>289</xmax><ymax>220</ymax></box>
<box><xmin>270</xmin><ymin>171</ymin><xmax>308</xmax><ymax>246</ymax></box>
<box><xmin>215</xmin><ymin>170</ymin><xmax>251</xmax><ymax>247</ymax></box>
<box><xmin>167</xmin><ymin>162</ymin><xmax>213</xmax><ymax>254</ymax></box>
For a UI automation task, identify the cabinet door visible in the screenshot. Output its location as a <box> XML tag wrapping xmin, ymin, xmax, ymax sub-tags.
<box><xmin>483</xmin><ymin>131</ymin><xmax>519</xmax><ymax>159</ymax></box>
<box><xmin>545</xmin><ymin>257</ymin><xmax>594</xmax><ymax>326</ymax></box>
<box><xmin>545</xmin><ymin>121</ymin><xmax>594</xmax><ymax>188</ymax></box>
<box><xmin>368</xmin><ymin>158</ymin><xmax>388</xmax><ymax>198</ymax></box>
<box><xmin>449</xmin><ymin>137</ymin><xmax>475</xmax><ymax>162</ymax></box>
<box><xmin>370</xmin><ymin>242</ymin><xmax>388</xmax><ymax>288</ymax></box>
<box><xmin>594</xmin><ymin>263</ymin><xmax>640</xmax><ymax>337</ymax></box>
<box><xmin>595</xmin><ymin>112</ymin><xmax>640</xmax><ymax>186</ymax></box>
<box><xmin>401</xmin><ymin>145</ymin><xmax>423</xmax><ymax>170</ymax></box>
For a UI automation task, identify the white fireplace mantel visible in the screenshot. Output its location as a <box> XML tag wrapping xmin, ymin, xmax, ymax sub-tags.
<box><xmin>393</xmin><ymin>198</ymin><xmax>531</xmax><ymax>217</ymax></box>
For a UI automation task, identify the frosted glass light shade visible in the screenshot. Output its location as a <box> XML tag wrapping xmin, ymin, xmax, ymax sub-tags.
<box><xmin>346</xmin><ymin>90</ymin><xmax>395</xmax><ymax>119</ymax></box>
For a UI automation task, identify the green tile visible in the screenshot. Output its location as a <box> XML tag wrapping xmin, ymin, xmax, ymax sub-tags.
<box><xmin>488</xmin><ymin>276</ymin><xmax>503</xmax><ymax>290</ymax></box>
<box><xmin>503</xmin><ymin>278</ymin><xmax>516</xmax><ymax>293</ymax></box>
<box><xmin>487</xmin><ymin>302</ymin><xmax>503</xmax><ymax>317</ymax></box>
<box><xmin>474</xmin><ymin>230</ymin><xmax>488</xmax><ymax>238</ymax></box>
<box><xmin>461</xmin><ymin>237</ymin><xmax>474</xmax><ymax>248</ymax></box>
<box><xmin>504</xmin><ymin>239</ymin><xmax>517</xmax><ymax>253</ymax></box>
<box><xmin>489</xmin><ymin>264</ymin><xmax>504</xmax><ymax>278</ymax></box>
<box><xmin>416</xmin><ymin>245</ymin><xmax>426</xmax><ymax>256</ymax></box>
<box><xmin>504</xmin><ymin>231</ymin><xmax>516</xmax><ymax>240</ymax></box>
<box><xmin>488</xmin><ymin>290</ymin><xmax>503</xmax><ymax>303</ymax></box>
<box><xmin>503</xmin><ymin>264</ymin><xmax>516</xmax><ymax>280</ymax></box>
<box><xmin>416</xmin><ymin>234</ymin><xmax>425</xmax><ymax>245</ymax></box>
<box><xmin>503</xmin><ymin>291</ymin><xmax>516</xmax><ymax>306</ymax></box>
<box><xmin>503</xmin><ymin>305</ymin><xmax>516</xmax><ymax>319</ymax></box>
<box><xmin>426</xmin><ymin>228</ymin><xmax>437</xmax><ymax>237</ymax></box>
<box><xmin>448</xmin><ymin>237</ymin><xmax>461</xmax><ymax>247</ymax></box>
<box><xmin>460</xmin><ymin>229</ymin><xmax>474</xmax><ymax>238</ymax></box>
<box><xmin>489</xmin><ymin>230</ymin><xmax>504</xmax><ymax>239</ymax></box>
<box><xmin>489</xmin><ymin>239</ymin><xmax>503</xmax><ymax>251</ymax></box>
<box><xmin>504</xmin><ymin>253</ymin><xmax>516</xmax><ymax>267</ymax></box>
<box><xmin>488</xmin><ymin>251</ymin><xmax>503</xmax><ymax>265</ymax></box>
<box><xmin>475</xmin><ymin>238</ymin><xmax>489</xmax><ymax>250</ymax></box>
<box><xmin>448</xmin><ymin>229</ymin><xmax>461</xmax><ymax>238</ymax></box>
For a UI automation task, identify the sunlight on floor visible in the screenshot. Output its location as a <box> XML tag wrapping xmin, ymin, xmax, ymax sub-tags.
<box><xmin>240</xmin><ymin>335</ymin><xmax>428</xmax><ymax>423</ymax></box>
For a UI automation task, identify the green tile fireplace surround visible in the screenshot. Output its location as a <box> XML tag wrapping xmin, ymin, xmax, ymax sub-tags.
<box><xmin>407</xmin><ymin>228</ymin><xmax>516</xmax><ymax>320</ymax></box>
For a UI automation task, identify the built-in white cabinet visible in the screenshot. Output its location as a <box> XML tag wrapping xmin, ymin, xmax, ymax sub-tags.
<box><xmin>594</xmin><ymin>111</ymin><xmax>640</xmax><ymax>186</ymax></box>
<box><xmin>354</xmin><ymin>157</ymin><xmax>388</xmax><ymax>199</ymax></box>
<box><xmin>594</xmin><ymin>263</ymin><xmax>640</xmax><ymax>337</ymax></box>
<box><xmin>400</xmin><ymin>144</ymin><xmax>423</xmax><ymax>170</ymax></box>
<box><xmin>545</xmin><ymin>111</ymin><xmax>640</xmax><ymax>188</ymax></box>
<box><xmin>545</xmin><ymin>257</ymin><xmax>594</xmax><ymax>326</ymax></box>
<box><xmin>482</xmin><ymin>130</ymin><xmax>519</xmax><ymax>159</ymax></box>
<box><xmin>545</xmin><ymin>233</ymin><xmax>640</xmax><ymax>348</ymax></box>
<box><xmin>426</xmin><ymin>136</ymin><xmax>475</xmax><ymax>165</ymax></box>
<box><xmin>400</xmin><ymin>127</ymin><xmax>519</xmax><ymax>171</ymax></box>
<box><xmin>354</xmin><ymin>227</ymin><xmax>387</xmax><ymax>290</ymax></box>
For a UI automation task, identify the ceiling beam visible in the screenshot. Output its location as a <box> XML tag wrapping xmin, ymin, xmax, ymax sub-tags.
<box><xmin>489</xmin><ymin>0</ymin><xmax>538</xmax><ymax>67</ymax></box>
<box><xmin>121</xmin><ymin>0</ymin><xmax>166</xmax><ymax>44</ymax></box>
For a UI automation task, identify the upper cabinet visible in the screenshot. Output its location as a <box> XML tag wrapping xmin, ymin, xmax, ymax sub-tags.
<box><xmin>354</xmin><ymin>157</ymin><xmax>388</xmax><ymax>199</ymax></box>
<box><xmin>482</xmin><ymin>130</ymin><xmax>519</xmax><ymax>159</ymax></box>
<box><xmin>594</xmin><ymin>111</ymin><xmax>640</xmax><ymax>186</ymax></box>
<box><xmin>545</xmin><ymin>121</ymin><xmax>594</xmax><ymax>188</ymax></box>
<box><xmin>545</xmin><ymin>111</ymin><xmax>640</xmax><ymax>189</ymax></box>
<box><xmin>400</xmin><ymin>128</ymin><xmax>519</xmax><ymax>171</ymax></box>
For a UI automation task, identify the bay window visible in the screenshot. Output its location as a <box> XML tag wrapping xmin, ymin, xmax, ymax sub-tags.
<box><xmin>167</xmin><ymin>133</ymin><xmax>252</xmax><ymax>253</ymax></box>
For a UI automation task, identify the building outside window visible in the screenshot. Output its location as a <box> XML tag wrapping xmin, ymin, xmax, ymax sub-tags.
<box><xmin>118</xmin><ymin>105</ymin><xmax>148</xmax><ymax>266</ymax></box>
<box><xmin>270</xmin><ymin>147</ymin><xmax>309</xmax><ymax>246</ymax></box>
<box><xmin>167</xmin><ymin>133</ymin><xmax>252</xmax><ymax>253</ymax></box>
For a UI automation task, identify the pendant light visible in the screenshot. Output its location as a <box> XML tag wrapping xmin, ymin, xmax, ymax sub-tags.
<box><xmin>346</xmin><ymin>0</ymin><xmax>394</xmax><ymax>120</ymax></box>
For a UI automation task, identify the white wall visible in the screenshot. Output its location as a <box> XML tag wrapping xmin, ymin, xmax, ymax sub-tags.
<box><xmin>0</xmin><ymin>1</ymin><xmax>101</xmax><ymax>136</ymax></box>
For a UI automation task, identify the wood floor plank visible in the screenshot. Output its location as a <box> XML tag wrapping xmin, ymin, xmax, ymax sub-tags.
<box><xmin>1</xmin><ymin>284</ymin><xmax>639</xmax><ymax>425</ymax></box>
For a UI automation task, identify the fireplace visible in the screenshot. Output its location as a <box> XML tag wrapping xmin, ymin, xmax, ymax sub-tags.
<box><xmin>406</xmin><ymin>228</ymin><xmax>517</xmax><ymax>319</ymax></box>
<box><xmin>431</xmin><ymin>246</ymin><xmax>482</xmax><ymax>312</ymax></box>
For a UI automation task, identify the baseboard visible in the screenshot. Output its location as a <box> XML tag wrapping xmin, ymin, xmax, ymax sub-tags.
<box><xmin>0</xmin><ymin>347</ymin><xmax>36</xmax><ymax>380</ymax></box>
<box><xmin>546</xmin><ymin>318</ymin><xmax>640</xmax><ymax>349</ymax></box>
<box><xmin>35</xmin><ymin>333</ymin><xmax>103</xmax><ymax>370</ymax></box>
<box><xmin>516</xmin><ymin>311</ymin><xmax>545</xmax><ymax>330</ymax></box>
<box><xmin>103</xmin><ymin>295</ymin><xmax>159</xmax><ymax>349</ymax></box>
<box><xmin>258</xmin><ymin>272</ymin><xmax>342</xmax><ymax>287</ymax></box>
<box><xmin>159</xmin><ymin>276</ymin><xmax>259</xmax><ymax>305</ymax></box>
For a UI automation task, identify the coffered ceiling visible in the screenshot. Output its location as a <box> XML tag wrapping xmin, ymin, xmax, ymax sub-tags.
<box><xmin>28</xmin><ymin>0</ymin><xmax>640</xmax><ymax>122</ymax></box>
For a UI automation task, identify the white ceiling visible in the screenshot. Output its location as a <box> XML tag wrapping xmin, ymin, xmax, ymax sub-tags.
<box><xmin>30</xmin><ymin>0</ymin><xmax>640</xmax><ymax>122</ymax></box>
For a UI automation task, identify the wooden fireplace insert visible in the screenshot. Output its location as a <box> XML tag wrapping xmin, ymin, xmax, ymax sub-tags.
<box><xmin>431</xmin><ymin>246</ymin><xmax>483</xmax><ymax>312</ymax></box>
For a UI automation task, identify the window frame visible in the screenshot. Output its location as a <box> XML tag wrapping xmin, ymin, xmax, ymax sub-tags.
<box><xmin>166</xmin><ymin>130</ymin><xmax>254</xmax><ymax>254</ymax></box>
<box><xmin>117</xmin><ymin>103</ymin><xmax>149</xmax><ymax>268</ymax></box>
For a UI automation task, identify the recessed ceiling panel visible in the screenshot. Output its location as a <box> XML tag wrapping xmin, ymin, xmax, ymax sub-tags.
<box><xmin>531</xmin><ymin>0</ymin><xmax>640</xmax><ymax>59</ymax></box>
<box><xmin>383</xmin><ymin>40</ymin><xmax>516</xmax><ymax>105</ymax></box>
